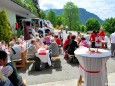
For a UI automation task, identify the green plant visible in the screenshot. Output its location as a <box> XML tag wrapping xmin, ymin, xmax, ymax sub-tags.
<box><xmin>14</xmin><ymin>0</ymin><xmax>38</xmax><ymax>16</ymax></box>
<box><xmin>46</xmin><ymin>9</ymin><xmax>56</xmax><ymax>27</ymax></box>
<box><xmin>0</xmin><ymin>10</ymin><xmax>12</xmax><ymax>43</ymax></box>
<box><xmin>63</xmin><ymin>1</ymin><xmax>80</xmax><ymax>30</ymax></box>
<box><xmin>103</xmin><ymin>17</ymin><xmax>115</xmax><ymax>34</ymax></box>
<box><xmin>80</xmin><ymin>25</ymin><xmax>87</xmax><ymax>32</ymax></box>
<box><xmin>17</xmin><ymin>29</ymin><xmax>24</xmax><ymax>37</ymax></box>
<box><xmin>86</xmin><ymin>18</ymin><xmax>100</xmax><ymax>31</ymax></box>
<box><xmin>12</xmin><ymin>33</ymin><xmax>17</xmax><ymax>38</ymax></box>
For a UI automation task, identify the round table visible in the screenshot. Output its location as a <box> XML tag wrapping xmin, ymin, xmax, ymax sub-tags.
<box><xmin>74</xmin><ymin>47</ymin><xmax>111</xmax><ymax>86</ymax></box>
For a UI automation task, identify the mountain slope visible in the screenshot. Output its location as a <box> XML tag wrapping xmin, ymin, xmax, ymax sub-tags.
<box><xmin>45</xmin><ymin>8</ymin><xmax>103</xmax><ymax>24</ymax></box>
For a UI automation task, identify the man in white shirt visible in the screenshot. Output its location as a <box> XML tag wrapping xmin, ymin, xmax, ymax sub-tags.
<box><xmin>9</xmin><ymin>42</ymin><xmax>22</xmax><ymax>60</ymax></box>
<box><xmin>110</xmin><ymin>32</ymin><xmax>115</xmax><ymax>57</ymax></box>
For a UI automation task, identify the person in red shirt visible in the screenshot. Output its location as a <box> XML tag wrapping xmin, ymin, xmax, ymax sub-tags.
<box><xmin>90</xmin><ymin>30</ymin><xmax>97</xmax><ymax>48</ymax></box>
<box><xmin>15</xmin><ymin>23</ymin><xmax>19</xmax><ymax>29</ymax></box>
<box><xmin>54</xmin><ymin>35</ymin><xmax>61</xmax><ymax>46</ymax></box>
<box><xmin>63</xmin><ymin>35</ymin><xmax>71</xmax><ymax>51</ymax></box>
<box><xmin>99</xmin><ymin>28</ymin><xmax>106</xmax><ymax>48</ymax></box>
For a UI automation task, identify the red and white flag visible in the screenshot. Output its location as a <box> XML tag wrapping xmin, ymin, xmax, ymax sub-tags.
<box><xmin>95</xmin><ymin>36</ymin><xmax>102</xmax><ymax>47</ymax></box>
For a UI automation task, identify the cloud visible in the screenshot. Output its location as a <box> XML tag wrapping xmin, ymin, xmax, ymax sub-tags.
<box><xmin>39</xmin><ymin>0</ymin><xmax>115</xmax><ymax>20</ymax></box>
<box><xmin>42</xmin><ymin>3</ymin><xmax>56</xmax><ymax>10</ymax></box>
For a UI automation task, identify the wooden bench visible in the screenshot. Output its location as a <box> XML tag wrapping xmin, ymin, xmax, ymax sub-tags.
<box><xmin>51</xmin><ymin>56</ymin><xmax>61</xmax><ymax>68</ymax></box>
<box><xmin>13</xmin><ymin>50</ymin><xmax>27</xmax><ymax>70</ymax></box>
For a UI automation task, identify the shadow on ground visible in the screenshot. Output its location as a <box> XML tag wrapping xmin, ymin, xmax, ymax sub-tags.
<box><xmin>18</xmin><ymin>62</ymin><xmax>63</xmax><ymax>76</ymax></box>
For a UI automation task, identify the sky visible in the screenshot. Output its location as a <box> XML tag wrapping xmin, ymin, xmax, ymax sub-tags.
<box><xmin>39</xmin><ymin>0</ymin><xmax>115</xmax><ymax>20</ymax></box>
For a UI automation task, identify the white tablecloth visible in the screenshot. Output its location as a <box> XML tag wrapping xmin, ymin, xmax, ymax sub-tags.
<box><xmin>35</xmin><ymin>48</ymin><xmax>51</xmax><ymax>66</ymax></box>
<box><xmin>74</xmin><ymin>47</ymin><xmax>111</xmax><ymax>86</ymax></box>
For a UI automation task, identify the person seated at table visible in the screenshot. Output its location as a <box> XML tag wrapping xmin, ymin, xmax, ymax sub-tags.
<box><xmin>27</xmin><ymin>39</ymin><xmax>38</xmax><ymax>59</ymax></box>
<box><xmin>76</xmin><ymin>37</ymin><xmax>81</xmax><ymax>45</ymax></box>
<box><xmin>14</xmin><ymin>37</ymin><xmax>18</xmax><ymax>43</ymax></box>
<box><xmin>67</xmin><ymin>35</ymin><xmax>79</xmax><ymax>55</ymax></box>
<box><xmin>49</xmin><ymin>37</ymin><xmax>59</xmax><ymax>57</ymax></box>
<box><xmin>44</xmin><ymin>34</ymin><xmax>51</xmax><ymax>45</ymax></box>
<box><xmin>79</xmin><ymin>35</ymin><xmax>89</xmax><ymax>48</ymax></box>
<box><xmin>10</xmin><ymin>37</ymin><xmax>15</xmax><ymax>43</ymax></box>
<box><xmin>20</xmin><ymin>35</ymin><xmax>24</xmax><ymax>41</ymax></box>
<box><xmin>9</xmin><ymin>41</ymin><xmax>22</xmax><ymax>60</ymax></box>
<box><xmin>66</xmin><ymin>35</ymin><xmax>79</xmax><ymax>63</ymax></box>
<box><xmin>40</xmin><ymin>41</ymin><xmax>48</xmax><ymax>49</ymax></box>
<box><xmin>27</xmin><ymin>35</ymin><xmax>34</xmax><ymax>47</ymax></box>
<box><xmin>0</xmin><ymin>69</ymin><xmax>13</xmax><ymax>86</ymax></box>
<box><xmin>63</xmin><ymin>35</ymin><xmax>71</xmax><ymax>52</ymax></box>
<box><xmin>0</xmin><ymin>40</ymin><xmax>6</xmax><ymax>50</ymax></box>
<box><xmin>0</xmin><ymin>50</ymin><xmax>25</xmax><ymax>86</ymax></box>
<box><xmin>54</xmin><ymin>35</ymin><xmax>61</xmax><ymax>46</ymax></box>
<box><xmin>36</xmin><ymin>37</ymin><xmax>43</xmax><ymax>48</ymax></box>
<box><xmin>39</xmin><ymin>34</ymin><xmax>44</xmax><ymax>43</ymax></box>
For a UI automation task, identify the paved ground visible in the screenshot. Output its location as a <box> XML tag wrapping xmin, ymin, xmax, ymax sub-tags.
<box><xmin>18</xmin><ymin>30</ymin><xmax>115</xmax><ymax>86</ymax></box>
<box><xmin>19</xmin><ymin>54</ymin><xmax>80</xmax><ymax>85</ymax></box>
<box><xmin>18</xmin><ymin>57</ymin><xmax>115</xmax><ymax>86</ymax></box>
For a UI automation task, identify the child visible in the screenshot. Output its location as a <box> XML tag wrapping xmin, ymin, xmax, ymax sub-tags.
<box><xmin>0</xmin><ymin>50</ymin><xmax>25</xmax><ymax>86</ymax></box>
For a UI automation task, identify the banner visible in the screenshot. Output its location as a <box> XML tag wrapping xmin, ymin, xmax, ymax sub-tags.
<box><xmin>95</xmin><ymin>36</ymin><xmax>102</xmax><ymax>47</ymax></box>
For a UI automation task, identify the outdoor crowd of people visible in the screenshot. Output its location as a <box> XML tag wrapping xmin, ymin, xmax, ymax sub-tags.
<box><xmin>0</xmin><ymin>26</ymin><xmax>115</xmax><ymax>86</ymax></box>
<box><xmin>0</xmin><ymin>30</ymin><xmax>64</xmax><ymax>86</ymax></box>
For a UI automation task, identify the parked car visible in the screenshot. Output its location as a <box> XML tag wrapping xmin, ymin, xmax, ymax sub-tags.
<box><xmin>21</xmin><ymin>18</ymin><xmax>54</xmax><ymax>36</ymax></box>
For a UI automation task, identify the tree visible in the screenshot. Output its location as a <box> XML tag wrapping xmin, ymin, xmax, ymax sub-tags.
<box><xmin>46</xmin><ymin>9</ymin><xmax>56</xmax><ymax>27</ymax></box>
<box><xmin>103</xmin><ymin>17</ymin><xmax>115</xmax><ymax>34</ymax></box>
<box><xmin>15</xmin><ymin>0</ymin><xmax>38</xmax><ymax>16</ymax></box>
<box><xmin>80</xmin><ymin>25</ymin><xmax>87</xmax><ymax>32</ymax></box>
<box><xmin>86</xmin><ymin>18</ymin><xmax>100</xmax><ymax>31</ymax></box>
<box><xmin>63</xmin><ymin>1</ymin><xmax>80</xmax><ymax>31</ymax></box>
<box><xmin>0</xmin><ymin>10</ymin><xmax>12</xmax><ymax>42</ymax></box>
<box><xmin>56</xmin><ymin>15</ymin><xmax>62</xmax><ymax>26</ymax></box>
<box><xmin>40</xmin><ymin>10</ymin><xmax>46</xmax><ymax>19</ymax></box>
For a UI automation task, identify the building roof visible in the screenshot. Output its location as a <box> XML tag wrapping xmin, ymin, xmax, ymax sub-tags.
<box><xmin>0</xmin><ymin>0</ymin><xmax>37</xmax><ymax>18</ymax></box>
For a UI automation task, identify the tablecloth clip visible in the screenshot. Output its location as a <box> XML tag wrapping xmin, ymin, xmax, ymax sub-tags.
<box><xmin>78</xmin><ymin>75</ymin><xmax>84</xmax><ymax>86</ymax></box>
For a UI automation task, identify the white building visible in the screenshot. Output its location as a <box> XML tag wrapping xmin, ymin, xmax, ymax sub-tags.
<box><xmin>0</xmin><ymin>0</ymin><xmax>37</xmax><ymax>33</ymax></box>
